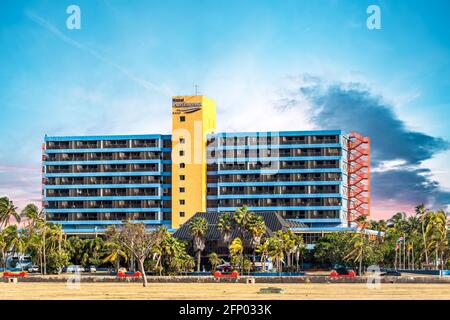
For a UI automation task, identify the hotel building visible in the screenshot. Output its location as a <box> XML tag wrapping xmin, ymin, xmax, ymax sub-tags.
<box><xmin>42</xmin><ymin>95</ymin><xmax>370</xmax><ymax>242</ymax></box>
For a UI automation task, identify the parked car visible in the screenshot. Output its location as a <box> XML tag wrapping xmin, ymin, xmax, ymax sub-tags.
<box><xmin>27</xmin><ymin>265</ymin><xmax>39</xmax><ymax>273</ymax></box>
<box><xmin>85</xmin><ymin>265</ymin><xmax>97</xmax><ymax>273</ymax></box>
<box><xmin>65</xmin><ymin>265</ymin><xmax>84</xmax><ymax>273</ymax></box>
<box><xmin>381</xmin><ymin>270</ymin><xmax>401</xmax><ymax>276</ymax></box>
<box><xmin>330</xmin><ymin>267</ymin><xmax>356</xmax><ymax>277</ymax></box>
<box><xmin>215</xmin><ymin>262</ymin><xmax>232</xmax><ymax>273</ymax></box>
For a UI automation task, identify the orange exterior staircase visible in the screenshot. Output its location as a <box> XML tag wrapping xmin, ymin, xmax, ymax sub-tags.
<box><xmin>347</xmin><ymin>132</ymin><xmax>370</xmax><ymax>224</ymax></box>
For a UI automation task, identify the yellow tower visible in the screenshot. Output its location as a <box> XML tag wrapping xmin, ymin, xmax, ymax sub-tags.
<box><xmin>171</xmin><ymin>95</ymin><xmax>216</xmax><ymax>229</ymax></box>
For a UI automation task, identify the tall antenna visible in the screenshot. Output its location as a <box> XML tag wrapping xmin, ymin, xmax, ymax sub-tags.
<box><xmin>194</xmin><ymin>84</ymin><xmax>200</xmax><ymax>96</ymax></box>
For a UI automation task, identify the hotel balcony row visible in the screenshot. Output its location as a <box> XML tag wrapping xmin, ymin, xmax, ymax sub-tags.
<box><xmin>278</xmin><ymin>210</ymin><xmax>341</xmax><ymax>220</ymax></box>
<box><xmin>44</xmin><ymin>163</ymin><xmax>172</xmax><ymax>174</ymax></box>
<box><xmin>45</xmin><ymin>199</ymin><xmax>171</xmax><ymax>209</ymax></box>
<box><xmin>44</xmin><ymin>151</ymin><xmax>171</xmax><ymax>162</ymax></box>
<box><xmin>45</xmin><ymin>137</ymin><xmax>171</xmax><ymax>150</ymax></box>
<box><xmin>44</xmin><ymin>175</ymin><xmax>171</xmax><ymax>186</ymax></box>
<box><xmin>207</xmin><ymin>172</ymin><xmax>343</xmax><ymax>184</ymax></box>
<box><xmin>207</xmin><ymin>197</ymin><xmax>342</xmax><ymax>208</ymax></box>
<box><xmin>47</xmin><ymin>212</ymin><xmax>163</xmax><ymax>221</ymax></box>
<box><xmin>208</xmin><ymin>147</ymin><xmax>341</xmax><ymax>159</ymax></box>
<box><xmin>209</xmin><ymin>160</ymin><xmax>340</xmax><ymax>171</ymax></box>
<box><xmin>207</xmin><ymin>185</ymin><xmax>340</xmax><ymax>195</ymax></box>
<box><xmin>207</xmin><ymin>133</ymin><xmax>340</xmax><ymax>148</ymax></box>
<box><xmin>45</xmin><ymin>187</ymin><xmax>170</xmax><ymax>197</ymax></box>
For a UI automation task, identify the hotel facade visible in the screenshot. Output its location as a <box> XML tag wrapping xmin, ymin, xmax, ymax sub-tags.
<box><xmin>42</xmin><ymin>95</ymin><xmax>370</xmax><ymax>243</ymax></box>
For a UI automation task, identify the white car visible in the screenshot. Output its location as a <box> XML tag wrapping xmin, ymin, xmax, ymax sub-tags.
<box><xmin>66</xmin><ymin>265</ymin><xmax>84</xmax><ymax>273</ymax></box>
<box><xmin>27</xmin><ymin>265</ymin><xmax>40</xmax><ymax>273</ymax></box>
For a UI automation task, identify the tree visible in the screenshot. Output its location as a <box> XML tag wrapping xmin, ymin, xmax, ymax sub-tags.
<box><xmin>313</xmin><ymin>232</ymin><xmax>353</xmax><ymax>267</ymax></box>
<box><xmin>189</xmin><ymin>216</ymin><xmax>208</xmax><ymax>272</ymax></box>
<box><xmin>268</xmin><ymin>236</ymin><xmax>284</xmax><ymax>274</ymax></box>
<box><xmin>102</xmin><ymin>240</ymin><xmax>128</xmax><ymax>272</ymax></box>
<box><xmin>247</xmin><ymin>214</ymin><xmax>266</xmax><ymax>262</ymax></box>
<box><xmin>106</xmin><ymin>223</ymin><xmax>163</xmax><ymax>287</ymax></box>
<box><xmin>292</xmin><ymin>233</ymin><xmax>306</xmax><ymax>271</ymax></box>
<box><xmin>242</xmin><ymin>256</ymin><xmax>253</xmax><ymax>274</ymax></box>
<box><xmin>345</xmin><ymin>215</ymin><xmax>372</xmax><ymax>275</ymax></box>
<box><xmin>234</xmin><ymin>206</ymin><xmax>251</xmax><ymax>242</ymax></box>
<box><xmin>0</xmin><ymin>225</ymin><xmax>19</xmax><ymax>269</ymax></box>
<box><xmin>344</xmin><ymin>232</ymin><xmax>371</xmax><ymax>276</ymax></box>
<box><xmin>255</xmin><ymin>240</ymin><xmax>270</xmax><ymax>272</ymax></box>
<box><xmin>370</xmin><ymin>219</ymin><xmax>387</xmax><ymax>243</ymax></box>
<box><xmin>21</xmin><ymin>204</ymin><xmax>47</xmax><ymax>274</ymax></box>
<box><xmin>85</xmin><ymin>237</ymin><xmax>104</xmax><ymax>266</ymax></box>
<box><xmin>207</xmin><ymin>252</ymin><xmax>222</xmax><ymax>271</ymax></box>
<box><xmin>217</xmin><ymin>212</ymin><xmax>234</xmax><ymax>245</ymax></box>
<box><xmin>426</xmin><ymin>210</ymin><xmax>448</xmax><ymax>270</ymax></box>
<box><xmin>66</xmin><ymin>236</ymin><xmax>88</xmax><ymax>266</ymax></box>
<box><xmin>0</xmin><ymin>197</ymin><xmax>20</xmax><ymax>229</ymax></box>
<box><xmin>416</xmin><ymin>204</ymin><xmax>430</xmax><ymax>267</ymax></box>
<box><xmin>229</xmin><ymin>237</ymin><xmax>243</xmax><ymax>272</ymax></box>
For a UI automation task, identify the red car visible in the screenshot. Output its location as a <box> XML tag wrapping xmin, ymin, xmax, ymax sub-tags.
<box><xmin>213</xmin><ymin>271</ymin><xmax>239</xmax><ymax>278</ymax></box>
<box><xmin>117</xmin><ymin>271</ymin><xmax>142</xmax><ymax>277</ymax></box>
<box><xmin>330</xmin><ymin>268</ymin><xmax>356</xmax><ymax>278</ymax></box>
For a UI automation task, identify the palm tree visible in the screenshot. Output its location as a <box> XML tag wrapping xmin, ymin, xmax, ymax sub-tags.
<box><xmin>188</xmin><ymin>216</ymin><xmax>208</xmax><ymax>272</ymax></box>
<box><xmin>85</xmin><ymin>237</ymin><xmax>104</xmax><ymax>265</ymax></box>
<box><xmin>0</xmin><ymin>197</ymin><xmax>20</xmax><ymax>229</ymax></box>
<box><xmin>416</xmin><ymin>204</ymin><xmax>430</xmax><ymax>267</ymax></box>
<box><xmin>217</xmin><ymin>212</ymin><xmax>233</xmax><ymax>244</ymax></box>
<box><xmin>229</xmin><ymin>237</ymin><xmax>243</xmax><ymax>272</ymax></box>
<box><xmin>370</xmin><ymin>219</ymin><xmax>387</xmax><ymax>243</ymax></box>
<box><xmin>292</xmin><ymin>233</ymin><xmax>306</xmax><ymax>271</ymax></box>
<box><xmin>0</xmin><ymin>225</ymin><xmax>19</xmax><ymax>269</ymax></box>
<box><xmin>345</xmin><ymin>215</ymin><xmax>372</xmax><ymax>275</ymax></box>
<box><xmin>280</xmin><ymin>230</ymin><xmax>298</xmax><ymax>270</ymax></box>
<box><xmin>405</xmin><ymin>216</ymin><xmax>421</xmax><ymax>269</ymax></box>
<box><xmin>102</xmin><ymin>241</ymin><xmax>128</xmax><ymax>272</ymax></box>
<box><xmin>247</xmin><ymin>214</ymin><xmax>266</xmax><ymax>262</ymax></box>
<box><xmin>426</xmin><ymin>210</ymin><xmax>448</xmax><ymax>270</ymax></box>
<box><xmin>255</xmin><ymin>240</ymin><xmax>270</xmax><ymax>272</ymax></box>
<box><xmin>234</xmin><ymin>206</ymin><xmax>251</xmax><ymax>241</ymax></box>
<box><xmin>344</xmin><ymin>232</ymin><xmax>371</xmax><ymax>276</ymax></box>
<box><xmin>267</xmin><ymin>236</ymin><xmax>284</xmax><ymax>274</ymax></box>
<box><xmin>208</xmin><ymin>252</ymin><xmax>223</xmax><ymax>271</ymax></box>
<box><xmin>21</xmin><ymin>204</ymin><xmax>47</xmax><ymax>273</ymax></box>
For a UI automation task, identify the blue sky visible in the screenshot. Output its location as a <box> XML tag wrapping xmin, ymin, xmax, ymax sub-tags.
<box><xmin>0</xmin><ymin>0</ymin><xmax>449</xmax><ymax>218</ymax></box>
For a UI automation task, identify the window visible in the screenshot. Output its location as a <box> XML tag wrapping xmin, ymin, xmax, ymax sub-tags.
<box><xmin>180</xmin><ymin>199</ymin><xmax>185</xmax><ymax>205</ymax></box>
<box><xmin>179</xmin><ymin>138</ymin><xmax>185</xmax><ymax>144</ymax></box>
<box><xmin>180</xmin><ymin>116</ymin><xmax>185</xmax><ymax>122</ymax></box>
<box><xmin>179</xmin><ymin>150</ymin><xmax>184</xmax><ymax>156</ymax></box>
<box><xmin>180</xmin><ymin>175</ymin><xmax>185</xmax><ymax>180</ymax></box>
<box><xmin>179</xmin><ymin>212</ymin><xmax>185</xmax><ymax>217</ymax></box>
<box><xmin>180</xmin><ymin>163</ymin><xmax>185</xmax><ymax>168</ymax></box>
<box><xmin>179</xmin><ymin>187</ymin><xmax>185</xmax><ymax>193</ymax></box>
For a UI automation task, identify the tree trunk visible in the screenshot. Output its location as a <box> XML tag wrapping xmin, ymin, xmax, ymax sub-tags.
<box><xmin>115</xmin><ymin>257</ymin><xmax>120</xmax><ymax>272</ymax></box>
<box><xmin>196</xmin><ymin>250</ymin><xmax>201</xmax><ymax>272</ymax></box>
<box><xmin>421</xmin><ymin>222</ymin><xmax>429</xmax><ymax>266</ymax></box>
<box><xmin>287</xmin><ymin>253</ymin><xmax>291</xmax><ymax>269</ymax></box>
<box><xmin>359</xmin><ymin>254</ymin><xmax>363</xmax><ymax>276</ymax></box>
<box><xmin>43</xmin><ymin>230</ymin><xmax>47</xmax><ymax>275</ymax></box>
<box><xmin>138</xmin><ymin>259</ymin><xmax>148</xmax><ymax>287</ymax></box>
<box><xmin>394</xmin><ymin>249</ymin><xmax>397</xmax><ymax>270</ymax></box>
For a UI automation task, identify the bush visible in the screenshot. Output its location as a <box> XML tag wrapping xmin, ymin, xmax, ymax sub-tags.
<box><xmin>46</xmin><ymin>251</ymin><xmax>70</xmax><ymax>274</ymax></box>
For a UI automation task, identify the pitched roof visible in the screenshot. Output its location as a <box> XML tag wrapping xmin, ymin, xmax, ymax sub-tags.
<box><xmin>173</xmin><ymin>211</ymin><xmax>308</xmax><ymax>241</ymax></box>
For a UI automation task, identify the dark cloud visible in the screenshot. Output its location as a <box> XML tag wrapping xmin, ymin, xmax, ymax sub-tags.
<box><xmin>281</xmin><ymin>76</ymin><xmax>450</xmax><ymax>209</ymax></box>
<box><xmin>372</xmin><ymin>168</ymin><xmax>450</xmax><ymax>206</ymax></box>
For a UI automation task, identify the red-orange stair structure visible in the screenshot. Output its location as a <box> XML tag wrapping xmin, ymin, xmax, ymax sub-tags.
<box><xmin>347</xmin><ymin>132</ymin><xmax>370</xmax><ymax>225</ymax></box>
